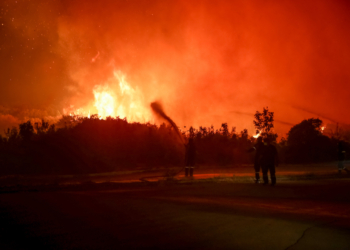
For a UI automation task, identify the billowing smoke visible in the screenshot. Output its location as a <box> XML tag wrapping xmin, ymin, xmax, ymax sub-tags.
<box><xmin>1</xmin><ymin>0</ymin><xmax>350</xmax><ymax>137</ymax></box>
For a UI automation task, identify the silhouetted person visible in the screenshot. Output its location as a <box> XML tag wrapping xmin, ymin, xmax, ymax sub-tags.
<box><xmin>247</xmin><ymin>136</ymin><xmax>264</xmax><ymax>183</ymax></box>
<box><xmin>338</xmin><ymin>141</ymin><xmax>349</xmax><ymax>174</ymax></box>
<box><xmin>261</xmin><ymin>138</ymin><xmax>278</xmax><ymax>185</ymax></box>
<box><xmin>185</xmin><ymin>138</ymin><xmax>196</xmax><ymax>177</ymax></box>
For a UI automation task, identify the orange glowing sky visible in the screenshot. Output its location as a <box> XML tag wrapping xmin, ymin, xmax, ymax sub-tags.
<box><xmin>1</xmin><ymin>0</ymin><xmax>350</xmax><ymax>137</ymax></box>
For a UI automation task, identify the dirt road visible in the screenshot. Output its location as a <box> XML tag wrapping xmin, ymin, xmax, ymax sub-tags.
<box><xmin>0</xmin><ymin>177</ymin><xmax>350</xmax><ymax>249</ymax></box>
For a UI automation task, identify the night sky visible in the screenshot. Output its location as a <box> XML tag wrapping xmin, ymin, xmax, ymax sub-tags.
<box><xmin>1</xmin><ymin>0</ymin><xmax>350</xmax><ymax>137</ymax></box>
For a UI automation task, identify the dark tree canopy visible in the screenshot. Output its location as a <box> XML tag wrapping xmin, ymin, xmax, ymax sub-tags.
<box><xmin>287</xmin><ymin>118</ymin><xmax>322</xmax><ymax>146</ymax></box>
<box><xmin>253</xmin><ymin>107</ymin><xmax>278</xmax><ymax>141</ymax></box>
<box><xmin>0</xmin><ymin>117</ymin><xmax>257</xmax><ymax>175</ymax></box>
<box><xmin>286</xmin><ymin>118</ymin><xmax>334</xmax><ymax>163</ymax></box>
<box><xmin>19</xmin><ymin>121</ymin><xmax>34</xmax><ymax>141</ymax></box>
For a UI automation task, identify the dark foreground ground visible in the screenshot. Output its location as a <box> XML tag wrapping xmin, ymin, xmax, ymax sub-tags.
<box><xmin>0</xmin><ymin>165</ymin><xmax>350</xmax><ymax>249</ymax></box>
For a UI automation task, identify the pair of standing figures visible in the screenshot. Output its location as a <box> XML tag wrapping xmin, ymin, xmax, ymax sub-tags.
<box><xmin>252</xmin><ymin>137</ymin><xmax>278</xmax><ymax>185</ymax></box>
<box><xmin>185</xmin><ymin>137</ymin><xmax>279</xmax><ymax>183</ymax></box>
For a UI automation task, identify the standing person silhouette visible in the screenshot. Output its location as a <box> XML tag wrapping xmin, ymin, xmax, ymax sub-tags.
<box><xmin>185</xmin><ymin>138</ymin><xmax>196</xmax><ymax>177</ymax></box>
<box><xmin>261</xmin><ymin>137</ymin><xmax>278</xmax><ymax>186</ymax></box>
<box><xmin>247</xmin><ymin>136</ymin><xmax>264</xmax><ymax>183</ymax></box>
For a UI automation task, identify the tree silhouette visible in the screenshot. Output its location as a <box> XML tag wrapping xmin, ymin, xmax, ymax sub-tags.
<box><xmin>221</xmin><ymin>123</ymin><xmax>229</xmax><ymax>137</ymax></box>
<box><xmin>34</xmin><ymin>119</ymin><xmax>50</xmax><ymax>135</ymax></box>
<box><xmin>286</xmin><ymin>118</ymin><xmax>333</xmax><ymax>163</ymax></box>
<box><xmin>253</xmin><ymin>107</ymin><xmax>278</xmax><ymax>141</ymax></box>
<box><xmin>19</xmin><ymin>121</ymin><xmax>34</xmax><ymax>141</ymax></box>
<box><xmin>287</xmin><ymin>118</ymin><xmax>322</xmax><ymax>146</ymax></box>
<box><xmin>5</xmin><ymin>127</ymin><xmax>19</xmax><ymax>144</ymax></box>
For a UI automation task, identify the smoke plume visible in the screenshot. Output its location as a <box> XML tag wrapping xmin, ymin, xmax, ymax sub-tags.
<box><xmin>1</xmin><ymin>0</ymin><xmax>350</xmax><ymax>137</ymax></box>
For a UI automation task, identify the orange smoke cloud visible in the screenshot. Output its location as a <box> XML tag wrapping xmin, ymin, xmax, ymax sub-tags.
<box><xmin>1</xmin><ymin>0</ymin><xmax>350</xmax><ymax>137</ymax></box>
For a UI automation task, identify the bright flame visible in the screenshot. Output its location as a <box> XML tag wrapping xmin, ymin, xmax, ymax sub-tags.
<box><xmin>90</xmin><ymin>71</ymin><xmax>151</xmax><ymax>122</ymax></box>
<box><xmin>93</xmin><ymin>86</ymin><xmax>115</xmax><ymax>119</ymax></box>
<box><xmin>113</xmin><ymin>71</ymin><xmax>151</xmax><ymax>122</ymax></box>
<box><xmin>253</xmin><ymin>131</ymin><xmax>261</xmax><ymax>138</ymax></box>
<box><xmin>64</xmin><ymin>71</ymin><xmax>152</xmax><ymax>122</ymax></box>
<box><xmin>66</xmin><ymin>107</ymin><xmax>87</xmax><ymax>118</ymax></box>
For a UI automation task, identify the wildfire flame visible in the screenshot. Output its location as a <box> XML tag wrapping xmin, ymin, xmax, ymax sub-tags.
<box><xmin>93</xmin><ymin>86</ymin><xmax>115</xmax><ymax>118</ymax></box>
<box><xmin>253</xmin><ymin>131</ymin><xmax>261</xmax><ymax>138</ymax></box>
<box><xmin>65</xmin><ymin>71</ymin><xmax>151</xmax><ymax>122</ymax></box>
<box><xmin>113</xmin><ymin>71</ymin><xmax>151</xmax><ymax>122</ymax></box>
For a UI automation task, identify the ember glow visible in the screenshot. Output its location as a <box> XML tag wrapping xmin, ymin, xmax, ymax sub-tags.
<box><xmin>1</xmin><ymin>0</ymin><xmax>350</xmax><ymax>136</ymax></box>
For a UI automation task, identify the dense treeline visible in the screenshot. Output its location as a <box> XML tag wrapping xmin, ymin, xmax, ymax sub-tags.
<box><xmin>0</xmin><ymin>116</ymin><xmax>184</xmax><ymax>175</ymax></box>
<box><xmin>0</xmin><ymin>115</ymin><xmax>348</xmax><ymax>175</ymax></box>
<box><xmin>0</xmin><ymin>116</ymin><xmax>256</xmax><ymax>175</ymax></box>
<box><xmin>282</xmin><ymin>118</ymin><xmax>348</xmax><ymax>164</ymax></box>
